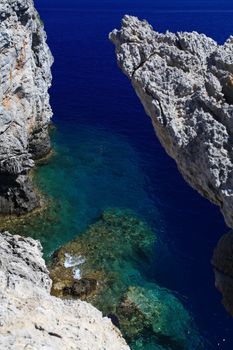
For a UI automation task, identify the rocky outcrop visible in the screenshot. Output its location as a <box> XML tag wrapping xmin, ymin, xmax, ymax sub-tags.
<box><xmin>0</xmin><ymin>231</ymin><xmax>130</xmax><ymax>350</ymax></box>
<box><xmin>0</xmin><ymin>0</ymin><xmax>53</xmax><ymax>214</ymax></box>
<box><xmin>110</xmin><ymin>16</ymin><xmax>233</xmax><ymax>316</ymax></box>
<box><xmin>110</xmin><ymin>15</ymin><xmax>233</xmax><ymax>229</ymax></box>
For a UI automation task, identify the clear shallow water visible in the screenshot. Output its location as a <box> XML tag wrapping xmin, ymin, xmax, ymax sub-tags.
<box><xmin>49</xmin><ymin>208</ymin><xmax>204</xmax><ymax>349</ymax></box>
<box><xmin>13</xmin><ymin>0</ymin><xmax>233</xmax><ymax>348</ymax></box>
<box><xmin>15</xmin><ymin>124</ymin><xmax>160</xmax><ymax>254</ymax></box>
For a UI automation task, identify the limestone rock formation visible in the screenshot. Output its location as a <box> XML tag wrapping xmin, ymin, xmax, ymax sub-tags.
<box><xmin>0</xmin><ymin>0</ymin><xmax>53</xmax><ymax>214</ymax></box>
<box><xmin>110</xmin><ymin>15</ymin><xmax>233</xmax><ymax>229</ymax></box>
<box><xmin>110</xmin><ymin>15</ymin><xmax>233</xmax><ymax>317</ymax></box>
<box><xmin>0</xmin><ymin>231</ymin><xmax>130</xmax><ymax>350</ymax></box>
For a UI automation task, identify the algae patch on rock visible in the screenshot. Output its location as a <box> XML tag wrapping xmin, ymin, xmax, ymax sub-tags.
<box><xmin>50</xmin><ymin>208</ymin><xmax>155</xmax><ymax>303</ymax></box>
<box><xmin>50</xmin><ymin>208</ymin><xmax>203</xmax><ymax>350</ymax></box>
<box><xmin>117</xmin><ymin>285</ymin><xmax>199</xmax><ymax>349</ymax></box>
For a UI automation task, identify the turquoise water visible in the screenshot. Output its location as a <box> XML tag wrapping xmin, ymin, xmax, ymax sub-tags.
<box><xmin>50</xmin><ymin>208</ymin><xmax>204</xmax><ymax>350</ymax></box>
<box><xmin>28</xmin><ymin>124</ymin><xmax>160</xmax><ymax>256</ymax></box>
<box><xmin>6</xmin><ymin>0</ymin><xmax>233</xmax><ymax>348</ymax></box>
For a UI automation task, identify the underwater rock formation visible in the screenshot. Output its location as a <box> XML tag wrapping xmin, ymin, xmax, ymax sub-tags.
<box><xmin>212</xmin><ymin>232</ymin><xmax>233</xmax><ymax>316</ymax></box>
<box><xmin>110</xmin><ymin>15</ymin><xmax>233</xmax><ymax>317</ymax></box>
<box><xmin>117</xmin><ymin>286</ymin><xmax>201</xmax><ymax>349</ymax></box>
<box><xmin>110</xmin><ymin>15</ymin><xmax>233</xmax><ymax>229</ymax></box>
<box><xmin>0</xmin><ymin>0</ymin><xmax>53</xmax><ymax>214</ymax></box>
<box><xmin>50</xmin><ymin>209</ymin><xmax>155</xmax><ymax>302</ymax></box>
<box><xmin>50</xmin><ymin>208</ymin><xmax>203</xmax><ymax>349</ymax></box>
<box><xmin>0</xmin><ymin>231</ymin><xmax>129</xmax><ymax>350</ymax></box>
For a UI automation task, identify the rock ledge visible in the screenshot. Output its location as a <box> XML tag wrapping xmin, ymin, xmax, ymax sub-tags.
<box><xmin>0</xmin><ymin>231</ymin><xmax>129</xmax><ymax>350</ymax></box>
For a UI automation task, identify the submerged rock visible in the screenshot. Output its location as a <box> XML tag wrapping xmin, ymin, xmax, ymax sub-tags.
<box><xmin>50</xmin><ymin>208</ymin><xmax>155</xmax><ymax>302</ymax></box>
<box><xmin>0</xmin><ymin>0</ymin><xmax>53</xmax><ymax>214</ymax></box>
<box><xmin>64</xmin><ymin>278</ymin><xmax>98</xmax><ymax>298</ymax></box>
<box><xmin>0</xmin><ymin>231</ymin><xmax>130</xmax><ymax>350</ymax></box>
<box><xmin>212</xmin><ymin>232</ymin><xmax>233</xmax><ymax>316</ymax></box>
<box><xmin>117</xmin><ymin>286</ymin><xmax>201</xmax><ymax>349</ymax></box>
<box><xmin>110</xmin><ymin>15</ymin><xmax>233</xmax><ymax>229</ymax></box>
<box><xmin>50</xmin><ymin>208</ymin><xmax>203</xmax><ymax>349</ymax></box>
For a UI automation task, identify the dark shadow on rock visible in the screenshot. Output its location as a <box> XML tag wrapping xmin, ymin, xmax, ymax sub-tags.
<box><xmin>212</xmin><ymin>231</ymin><xmax>233</xmax><ymax>316</ymax></box>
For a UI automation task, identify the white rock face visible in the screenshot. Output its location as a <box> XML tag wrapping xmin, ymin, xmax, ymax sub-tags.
<box><xmin>110</xmin><ymin>15</ymin><xmax>233</xmax><ymax>228</ymax></box>
<box><xmin>0</xmin><ymin>0</ymin><xmax>53</xmax><ymax>214</ymax></box>
<box><xmin>0</xmin><ymin>232</ymin><xmax>130</xmax><ymax>350</ymax></box>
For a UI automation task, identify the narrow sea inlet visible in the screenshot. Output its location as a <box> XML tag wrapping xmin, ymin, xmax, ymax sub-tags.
<box><xmin>2</xmin><ymin>0</ymin><xmax>233</xmax><ymax>348</ymax></box>
<box><xmin>2</xmin><ymin>126</ymin><xmax>204</xmax><ymax>349</ymax></box>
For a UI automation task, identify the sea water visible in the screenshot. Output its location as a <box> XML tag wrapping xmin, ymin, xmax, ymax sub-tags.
<box><xmin>11</xmin><ymin>0</ymin><xmax>233</xmax><ymax>348</ymax></box>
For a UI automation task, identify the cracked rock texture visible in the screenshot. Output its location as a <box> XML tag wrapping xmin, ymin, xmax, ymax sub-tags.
<box><xmin>110</xmin><ymin>15</ymin><xmax>233</xmax><ymax>229</ymax></box>
<box><xmin>0</xmin><ymin>0</ymin><xmax>53</xmax><ymax>214</ymax></box>
<box><xmin>110</xmin><ymin>15</ymin><xmax>233</xmax><ymax>316</ymax></box>
<box><xmin>0</xmin><ymin>231</ymin><xmax>130</xmax><ymax>350</ymax></box>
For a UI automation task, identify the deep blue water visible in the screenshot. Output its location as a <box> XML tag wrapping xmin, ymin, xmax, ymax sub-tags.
<box><xmin>33</xmin><ymin>0</ymin><xmax>233</xmax><ymax>348</ymax></box>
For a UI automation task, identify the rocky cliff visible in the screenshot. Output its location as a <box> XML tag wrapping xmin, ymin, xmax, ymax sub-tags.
<box><xmin>0</xmin><ymin>231</ymin><xmax>129</xmax><ymax>350</ymax></box>
<box><xmin>0</xmin><ymin>0</ymin><xmax>53</xmax><ymax>215</ymax></box>
<box><xmin>110</xmin><ymin>16</ymin><xmax>233</xmax><ymax>315</ymax></box>
<box><xmin>110</xmin><ymin>15</ymin><xmax>233</xmax><ymax>229</ymax></box>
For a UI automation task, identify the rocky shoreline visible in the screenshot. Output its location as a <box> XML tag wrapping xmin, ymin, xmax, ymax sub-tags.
<box><xmin>110</xmin><ymin>15</ymin><xmax>233</xmax><ymax>316</ymax></box>
<box><xmin>0</xmin><ymin>1</ymin><xmax>130</xmax><ymax>349</ymax></box>
<box><xmin>0</xmin><ymin>0</ymin><xmax>53</xmax><ymax>215</ymax></box>
<box><xmin>0</xmin><ymin>231</ymin><xmax>129</xmax><ymax>350</ymax></box>
<box><xmin>1</xmin><ymin>1</ymin><xmax>233</xmax><ymax>348</ymax></box>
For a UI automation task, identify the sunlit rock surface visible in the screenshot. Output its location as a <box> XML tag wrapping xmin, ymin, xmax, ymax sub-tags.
<box><xmin>110</xmin><ymin>15</ymin><xmax>233</xmax><ymax>229</ymax></box>
<box><xmin>110</xmin><ymin>15</ymin><xmax>233</xmax><ymax>318</ymax></box>
<box><xmin>0</xmin><ymin>231</ymin><xmax>130</xmax><ymax>350</ymax></box>
<box><xmin>0</xmin><ymin>0</ymin><xmax>53</xmax><ymax>214</ymax></box>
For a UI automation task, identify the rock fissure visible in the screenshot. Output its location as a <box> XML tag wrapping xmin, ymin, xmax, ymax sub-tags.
<box><xmin>132</xmin><ymin>50</ymin><xmax>161</xmax><ymax>77</ymax></box>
